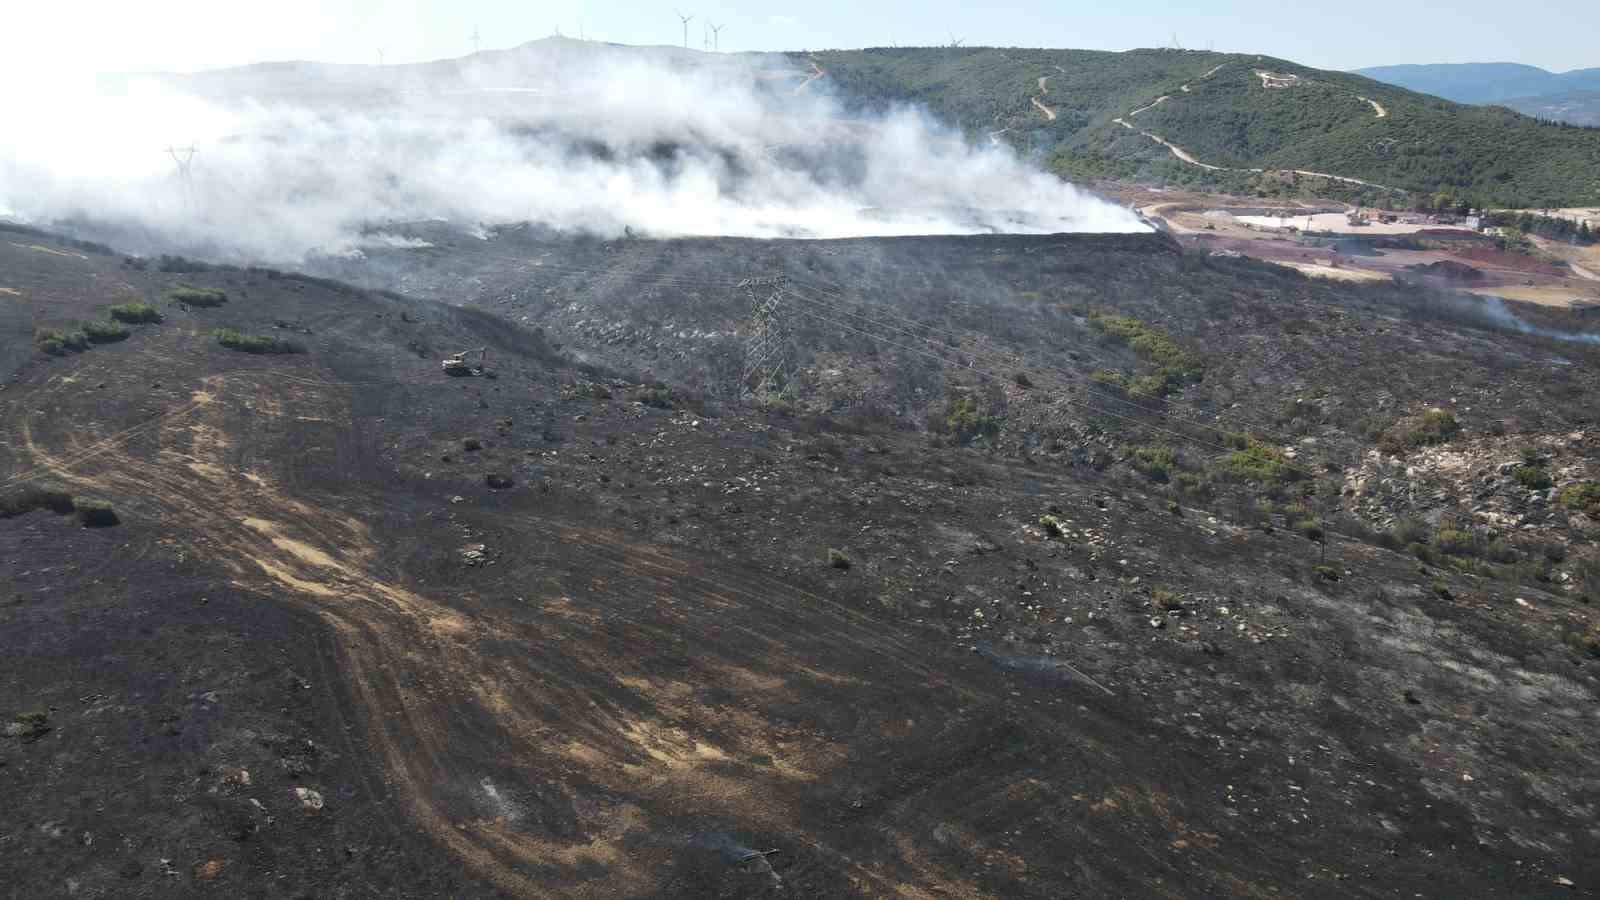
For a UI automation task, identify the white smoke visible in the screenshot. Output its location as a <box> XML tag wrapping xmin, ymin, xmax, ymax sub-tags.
<box><xmin>0</xmin><ymin>41</ymin><xmax>1146</xmax><ymax>262</ymax></box>
<box><xmin>1479</xmin><ymin>295</ymin><xmax>1600</xmax><ymax>344</ymax></box>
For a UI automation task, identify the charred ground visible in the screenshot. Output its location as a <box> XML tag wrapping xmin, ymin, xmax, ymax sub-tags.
<box><xmin>3</xmin><ymin>227</ymin><xmax>1599</xmax><ymax>898</ymax></box>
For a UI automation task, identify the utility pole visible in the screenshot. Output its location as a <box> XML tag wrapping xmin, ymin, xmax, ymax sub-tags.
<box><xmin>472</xmin><ymin>27</ymin><xmax>481</xmax><ymax>54</ymax></box>
<box><xmin>677</xmin><ymin>12</ymin><xmax>693</xmax><ymax>49</ymax></box>
<box><xmin>739</xmin><ymin>275</ymin><xmax>794</xmax><ymax>400</ymax></box>
<box><xmin>710</xmin><ymin>23</ymin><xmax>724</xmax><ymax>51</ymax></box>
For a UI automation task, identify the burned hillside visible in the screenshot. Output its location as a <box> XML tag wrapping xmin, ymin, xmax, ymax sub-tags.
<box><xmin>3</xmin><ymin>227</ymin><xmax>1599</xmax><ymax>898</ymax></box>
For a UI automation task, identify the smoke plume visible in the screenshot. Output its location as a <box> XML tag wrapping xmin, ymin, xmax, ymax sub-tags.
<box><xmin>1478</xmin><ymin>295</ymin><xmax>1600</xmax><ymax>345</ymax></box>
<box><xmin>0</xmin><ymin>40</ymin><xmax>1147</xmax><ymax>262</ymax></box>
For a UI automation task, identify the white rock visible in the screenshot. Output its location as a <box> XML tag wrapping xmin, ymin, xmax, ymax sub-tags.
<box><xmin>294</xmin><ymin>787</ymin><xmax>324</xmax><ymax>811</ymax></box>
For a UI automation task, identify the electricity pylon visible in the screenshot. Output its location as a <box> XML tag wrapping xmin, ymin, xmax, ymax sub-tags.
<box><xmin>166</xmin><ymin>145</ymin><xmax>198</xmax><ymax>207</ymax></box>
<box><xmin>739</xmin><ymin>275</ymin><xmax>794</xmax><ymax>400</ymax></box>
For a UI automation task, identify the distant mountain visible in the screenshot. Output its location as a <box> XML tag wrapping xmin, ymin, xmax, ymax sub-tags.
<box><xmin>1355</xmin><ymin>62</ymin><xmax>1600</xmax><ymax>106</ymax></box>
<box><xmin>1504</xmin><ymin>90</ymin><xmax>1600</xmax><ymax>126</ymax></box>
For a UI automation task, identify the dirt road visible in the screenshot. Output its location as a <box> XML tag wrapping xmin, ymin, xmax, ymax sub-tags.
<box><xmin>1032</xmin><ymin>75</ymin><xmax>1056</xmax><ymax>120</ymax></box>
<box><xmin>1111</xmin><ymin>64</ymin><xmax>1397</xmax><ymax>190</ymax></box>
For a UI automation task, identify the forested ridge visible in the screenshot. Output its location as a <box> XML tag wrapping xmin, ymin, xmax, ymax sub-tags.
<box><xmin>807</xmin><ymin>46</ymin><xmax>1600</xmax><ymax>207</ymax></box>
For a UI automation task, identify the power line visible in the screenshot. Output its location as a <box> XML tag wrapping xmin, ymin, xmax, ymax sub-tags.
<box><xmin>390</xmin><ymin>243</ymin><xmax>1299</xmax><ymax>448</ymax></box>
<box><xmin>786</xmin><ymin>278</ymin><xmax>1299</xmax><ymax>446</ymax></box>
<box><xmin>340</xmin><ymin>241</ymin><xmax>1307</xmax><ymax>459</ymax></box>
<box><xmin>774</xmin><ymin>284</ymin><xmax>1348</xmax><ymax>501</ymax></box>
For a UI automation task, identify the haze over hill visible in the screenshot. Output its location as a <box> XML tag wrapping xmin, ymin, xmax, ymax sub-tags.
<box><xmin>1503</xmin><ymin>90</ymin><xmax>1600</xmax><ymax>127</ymax></box>
<box><xmin>1355</xmin><ymin>62</ymin><xmax>1600</xmax><ymax>105</ymax></box>
<box><xmin>0</xmin><ymin>38</ymin><xmax>1144</xmax><ymax>262</ymax></box>
<box><xmin>1356</xmin><ymin>62</ymin><xmax>1600</xmax><ymax>127</ymax></box>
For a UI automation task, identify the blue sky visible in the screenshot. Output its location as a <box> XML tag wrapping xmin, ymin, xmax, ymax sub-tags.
<box><xmin>7</xmin><ymin>0</ymin><xmax>1597</xmax><ymax>75</ymax></box>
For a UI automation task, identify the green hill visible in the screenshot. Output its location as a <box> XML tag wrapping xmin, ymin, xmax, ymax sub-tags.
<box><xmin>807</xmin><ymin>47</ymin><xmax>1600</xmax><ymax>208</ymax></box>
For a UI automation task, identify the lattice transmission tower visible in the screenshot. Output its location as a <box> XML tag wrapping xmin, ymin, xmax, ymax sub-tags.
<box><xmin>738</xmin><ymin>275</ymin><xmax>794</xmax><ymax>400</ymax></box>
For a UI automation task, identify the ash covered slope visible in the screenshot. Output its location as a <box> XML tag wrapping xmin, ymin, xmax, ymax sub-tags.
<box><xmin>0</xmin><ymin>37</ymin><xmax>1143</xmax><ymax>264</ymax></box>
<box><xmin>6</xmin><ymin>227</ymin><xmax>1599</xmax><ymax>896</ymax></box>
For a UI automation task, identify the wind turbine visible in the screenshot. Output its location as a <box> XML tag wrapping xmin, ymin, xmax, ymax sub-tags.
<box><xmin>710</xmin><ymin>23</ymin><xmax>725</xmax><ymax>51</ymax></box>
<box><xmin>677</xmin><ymin>12</ymin><xmax>694</xmax><ymax>48</ymax></box>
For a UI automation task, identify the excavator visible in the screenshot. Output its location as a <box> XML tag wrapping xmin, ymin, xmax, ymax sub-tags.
<box><xmin>441</xmin><ymin>347</ymin><xmax>488</xmax><ymax>376</ymax></box>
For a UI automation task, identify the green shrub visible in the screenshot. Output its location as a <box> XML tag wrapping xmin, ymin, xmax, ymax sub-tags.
<box><xmin>1434</xmin><ymin>528</ymin><xmax>1478</xmax><ymax>557</ymax></box>
<box><xmin>215</xmin><ymin>329</ymin><xmax>299</xmax><ymax>354</ymax></box>
<box><xmin>1089</xmin><ymin>314</ymin><xmax>1204</xmax><ymax>385</ymax></box>
<box><xmin>1378</xmin><ymin>408</ymin><xmax>1460</xmax><ymax>454</ymax></box>
<box><xmin>635</xmin><ymin>385</ymin><xmax>676</xmax><ymax>409</ymax></box>
<box><xmin>1217</xmin><ymin>436</ymin><xmax>1302</xmax><ymax>485</ymax></box>
<box><xmin>943</xmin><ymin>396</ymin><xmax>999</xmax><ymax>443</ymax></box>
<box><xmin>1039</xmin><ymin>515</ymin><xmax>1066</xmax><ymax>538</ymax></box>
<box><xmin>108</xmin><ymin>302</ymin><xmax>163</xmax><ymax>324</ymax></box>
<box><xmin>1514</xmin><ymin>466</ymin><xmax>1553</xmax><ymax>491</ymax></box>
<box><xmin>1152</xmin><ymin>587</ymin><xmax>1184</xmax><ymax>611</ymax></box>
<box><xmin>1558</xmin><ymin>482</ymin><xmax>1600</xmax><ymax>516</ymax></box>
<box><xmin>1126</xmin><ymin>444</ymin><xmax>1175</xmax><ymax>483</ymax></box>
<box><xmin>827</xmin><ymin>548</ymin><xmax>852</xmax><ymax>570</ymax></box>
<box><xmin>1121</xmin><ymin>374</ymin><xmax>1164</xmax><ymax>398</ymax></box>
<box><xmin>0</xmin><ymin>487</ymin><xmax>75</xmax><ymax>518</ymax></box>
<box><xmin>1563</xmin><ymin>621</ymin><xmax>1600</xmax><ymax>658</ymax></box>
<box><xmin>156</xmin><ymin>255</ymin><xmax>210</xmax><ymax>274</ymax></box>
<box><xmin>1292</xmin><ymin>517</ymin><xmax>1325</xmax><ymax>542</ymax></box>
<box><xmin>82</xmin><ymin>320</ymin><xmax>130</xmax><ymax>344</ymax></box>
<box><xmin>170</xmin><ymin>284</ymin><xmax>227</xmax><ymax>307</ymax></box>
<box><xmin>11</xmin><ymin>710</ymin><xmax>50</xmax><ymax>740</ymax></box>
<box><xmin>1173</xmin><ymin>471</ymin><xmax>1213</xmax><ymax>499</ymax></box>
<box><xmin>75</xmin><ymin>499</ymin><xmax>119</xmax><ymax>528</ymax></box>
<box><xmin>1314</xmin><ymin>565</ymin><xmax>1342</xmax><ymax>582</ymax></box>
<box><xmin>1484</xmin><ymin>540</ymin><xmax>1520</xmax><ymax>564</ymax></box>
<box><xmin>35</xmin><ymin>328</ymin><xmax>89</xmax><ymax>355</ymax></box>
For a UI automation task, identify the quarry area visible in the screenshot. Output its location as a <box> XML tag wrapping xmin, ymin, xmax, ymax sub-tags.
<box><xmin>1120</xmin><ymin>189</ymin><xmax>1600</xmax><ymax>310</ymax></box>
<box><xmin>3</xmin><ymin>36</ymin><xmax>1600</xmax><ymax>900</ymax></box>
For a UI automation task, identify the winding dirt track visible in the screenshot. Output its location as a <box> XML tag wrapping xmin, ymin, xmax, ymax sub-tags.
<box><xmin>1112</xmin><ymin>62</ymin><xmax>1397</xmax><ymax>190</ymax></box>
<box><xmin>1031</xmin><ymin>75</ymin><xmax>1056</xmax><ymax>121</ymax></box>
<box><xmin>793</xmin><ymin>60</ymin><xmax>826</xmax><ymax>95</ymax></box>
<box><xmin>13</xmin><ymin>363</ymin><xmax>998</xmax><ymax>895</ymax></box>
